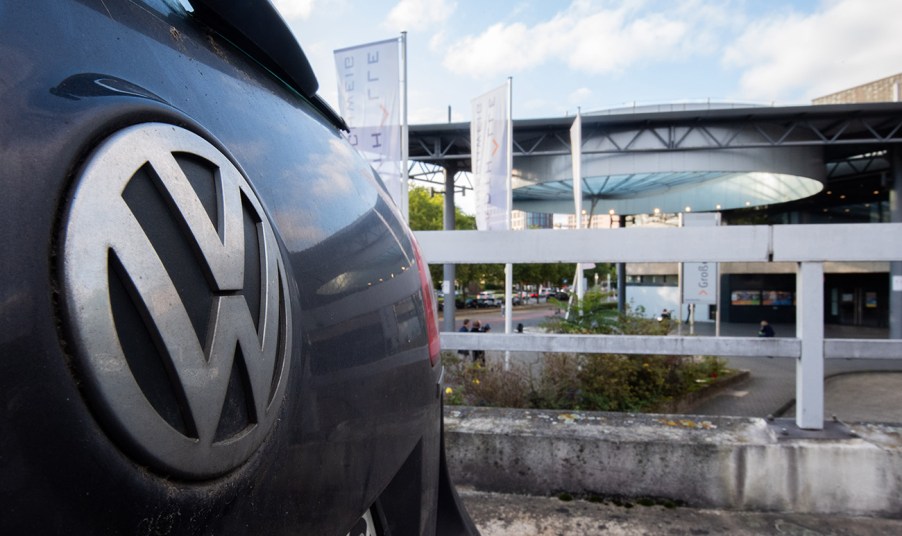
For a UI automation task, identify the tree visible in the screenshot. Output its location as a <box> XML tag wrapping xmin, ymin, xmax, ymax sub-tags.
<box><xmin>406</xmin><ymin>187</ymin><xmax>615</xmax><ymax>296</ymax></box>
<box><xmin>408</xmin><ymin>187</ymin><xmax>475</xmax><ymax>231</ymax></box>
<box><xmin>407</xmin><ymin>187</ymin><xmax>485</xmax><ymax>293</ymax></box>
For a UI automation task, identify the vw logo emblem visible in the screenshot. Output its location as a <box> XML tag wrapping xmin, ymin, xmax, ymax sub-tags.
<box><xmin>61</xmin><ymin>123</ymin><xmax>292</xmax><ymax>479</ymax></box>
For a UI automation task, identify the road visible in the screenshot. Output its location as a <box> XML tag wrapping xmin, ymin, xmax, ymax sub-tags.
<box><xmin>440</xmin><ymin>303</ymin><xmax>561</xmax><ymax>332</ymax></box>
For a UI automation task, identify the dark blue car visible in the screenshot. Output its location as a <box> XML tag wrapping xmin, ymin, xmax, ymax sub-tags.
<box><xmin>0</xmin><ymin>1</ymin><xmax>476</xmax><ymax>534</ymax></box>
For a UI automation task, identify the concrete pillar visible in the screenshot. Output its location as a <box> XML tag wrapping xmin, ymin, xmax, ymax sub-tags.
<box><xmin>442</xmin><ymin>166</ymin><xmax>457</xmax><ymax>333</ymax></box>
<box><xmin>890</xmin><ymin>148</ymin><xmax>902</xmax><ymax>340</ymax></box>
<box><xmin>796</xmin><ymin>262</ymin><xmax>825</xmax><ymax>430</ymax></box>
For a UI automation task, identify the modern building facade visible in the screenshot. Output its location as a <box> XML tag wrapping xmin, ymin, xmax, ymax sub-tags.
<box><xmin>408</xmin><ymin>78</ymin><xmax>902</xmax><ymax>334</ymax></box>
<box><xmin>813</xmin><ymin>72</ymin><xmax>901</xmax><ymax>106</ymax></box>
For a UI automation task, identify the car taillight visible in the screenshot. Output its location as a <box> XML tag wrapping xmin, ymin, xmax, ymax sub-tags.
<box><xmin>411</xmin><ymin>237</ymin><xmax>440</xmax><ymax>366</ymax></box>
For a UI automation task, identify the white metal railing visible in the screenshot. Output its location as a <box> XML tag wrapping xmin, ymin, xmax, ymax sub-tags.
<box><xmin>415</xmin><ymin>223</ymin><xmax>902</xmax><ymax>430</ymax></box>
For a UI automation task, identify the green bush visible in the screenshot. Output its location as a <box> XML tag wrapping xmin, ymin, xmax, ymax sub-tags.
<box><xmin>442</xmin><ymin>351</ymin><xmax>532</xmax><ymax>408</ymax></box>
<box><xmin>443</xmin><ymin>350</ymin><xmax>730</xmax><ymax>413</ymax></box>
<box><xmin>528</xmin><ymin>352</ymin><xmax>582</xmax><ymax>409</ymax></box>
<box><xmin>441</xmin><ymin>297</ymin><xmax>731</xmax><ymax>412</ymax></box>
<box><xmin>544</xmin><ymin>291</ymin><xmax>671</xmax><ymax>336</ymax></box>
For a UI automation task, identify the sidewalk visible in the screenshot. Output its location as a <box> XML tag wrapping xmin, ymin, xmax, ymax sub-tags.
<box><xmin>459</xmin><ymin>488</ymin><xmax>902</xmax><ymax>536</ymax></box>
<box><xmin>680</xmin><ymin>321</ymin><xmax>902</xmax><ymax>423</ymax></box>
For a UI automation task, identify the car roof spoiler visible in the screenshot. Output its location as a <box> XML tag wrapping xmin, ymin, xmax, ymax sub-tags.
<box><xmin>189</xmin><ymin>0</ymin><xmax>349</xmax><ymax>131</ymax></box>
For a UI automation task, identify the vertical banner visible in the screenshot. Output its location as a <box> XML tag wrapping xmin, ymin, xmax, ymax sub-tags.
<box><xmin>470</xmin><ymin>83</ymin><xmax>511</xmax><ymax>231</ymax></box>
<box><xmin>334</xmin><ymin>38</ymin><xmax>403</xmax><ymax>206</ymax></box>
<box><xmin>570</xmin><ymin>112</ymin><xmax>583</xmax><ymax>228</ymax></box>
<box><xmin>682</xmin><ymin>213</ymin><xmax>720</xmax><ymax>304</ymax></box>
<box><xmin>570</xmin><ymin>112</ymin><xmax>585</xmax><ymax>304</ymax></box>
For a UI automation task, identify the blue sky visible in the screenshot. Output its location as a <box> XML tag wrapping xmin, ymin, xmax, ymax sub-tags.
<box><xmin>276</xmin><ymin>0</ymin><xmax>902</xmax><ymax>123</ymax></box>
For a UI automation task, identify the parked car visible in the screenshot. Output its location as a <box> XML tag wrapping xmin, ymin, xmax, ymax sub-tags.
<box><xmin>0</xmin><ymin>2</ymin><xmax>476</xmax><ymax>535</ymax></box>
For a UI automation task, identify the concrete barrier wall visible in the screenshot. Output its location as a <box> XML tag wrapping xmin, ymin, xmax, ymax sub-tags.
<box><xmin>444</xmin><ymin>407</ymin><xmax>902</xmax><ymax>517</ymax></box>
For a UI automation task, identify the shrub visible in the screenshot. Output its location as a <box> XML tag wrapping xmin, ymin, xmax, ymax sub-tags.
<box><xmin>544</xmin><ymin>291</ymin><xmax>671</xmax><ymax>337</ymax></box>
<box><xmin>441</xmin><ymin>301</ymin><xmax>732</xmax><ymax>412</ymax></box>
<box><xmin>528</xmin><ymin>352</ymin><xmax>582</xmax><ymax>409</ymax></box>
<box><xmin>442</xmin><ymin>351</ymin><xmax>532</xmax><ymax>408</ymax></box>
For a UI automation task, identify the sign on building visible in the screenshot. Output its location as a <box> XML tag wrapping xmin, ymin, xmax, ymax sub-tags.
<box><xmin>682</xmin><ymin>213</ymin><xmax>719</xmax><ymax>304</ymax></box>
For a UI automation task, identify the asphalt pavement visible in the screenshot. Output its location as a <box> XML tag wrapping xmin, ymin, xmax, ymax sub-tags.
<box><xmin>674</xmin><ymin>320</ymin><xmax>902</xmax><ymax>423</ymax></box>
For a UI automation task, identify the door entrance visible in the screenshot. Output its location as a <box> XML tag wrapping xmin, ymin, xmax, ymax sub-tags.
<box><xmin>827</xmin><ymin>274</ymin><xmax>887</xmax><ymax>327</ymax></box>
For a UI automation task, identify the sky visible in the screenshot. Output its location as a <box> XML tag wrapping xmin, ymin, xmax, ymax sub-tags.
<box><xmin>275</xmin><ymin>0</ymin><xmax>902</xmax><ymax>124</ymax></box>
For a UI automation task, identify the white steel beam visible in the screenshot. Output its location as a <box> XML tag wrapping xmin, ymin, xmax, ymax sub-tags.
<box><xmin>417</xmin><ymin>223</ymin><xmax>902</xmax><ymax>264</ymax></box>
<box><xmin>415</xmin><ymin>226</ymin><xmax>771</xmax><ymax>264</ymax></box>
<box><xmin>796</xmin><ymin>262</ymin><xmax>825</xmax><ymax>430</ymax></box>
<box><xmin>773</xmin><ymin>223</ymin><xmax>902</xmax><ymax>262</ymax></box>
<box><xmin>825</xmin><ymin>339</ymin><xmax>902</xmax><ymax>359</ymax></box>
<box><xmin>440</xmin><ymin>332</ymin><xmax>800</xmax><ymax>358</ymax></box>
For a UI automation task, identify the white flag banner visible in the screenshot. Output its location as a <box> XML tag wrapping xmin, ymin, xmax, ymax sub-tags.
<box><xmin>334</xmin><ymin>38</ymin><xmax>402</xmax><ymax>204</ymax></box>
<box><xmin>470</xmin><ymin>83</ymin><xmax>510</xmax><ymax>230</ymax></box>
<box><xmin>570</xmin><ymin>113</ymin><xmax>582</xmax><ymax>227</ymax></box>
<box><xmin>570</xmin><ymin>112</ymin><xmax>585</xmax><ymax>301</ymax></box>
<box><xmin>682</xmin><ymin>213</ymin><xmax>720</xmax><ymax>304</ymax></box>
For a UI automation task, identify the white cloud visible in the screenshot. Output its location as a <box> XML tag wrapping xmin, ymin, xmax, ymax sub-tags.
<box><xmin>441</xmin><ymin>1</ymin><xmax>723</xmax><ymax>78</ymax></box>
<box><xmin>429</xmin><ymin>29</ymin><xmax>448</xmax><ymax>51</ymax></box>
<box><xmin>441</xmin><ymin>21</ymin><xmax>550</xmax><ymax>77</ymax></box>
<box><xmin>723</xmin><ymin>0</ymin><xmax>902</xmax><ymax>102</ymax></box>
<box><xmin>385</xmin><ymin>0</ymin><xmax>457</xmax><ymax>31</ymax></box>
<box><xmin>272</xmin><ymin>0</ymin><xmax>316</xmax><ymax>21</ymax></box>
<box><xmin>569</xmin><ymin>87</ymin><xmax>593</xmax><ymax>105</ymax></box>
<box><xmin>568</xmin><ymin>10</ymin><xmax>688</xmax><ymax>73</ymax></box>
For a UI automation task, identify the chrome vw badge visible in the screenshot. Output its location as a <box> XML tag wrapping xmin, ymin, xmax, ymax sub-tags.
<box><xmin>61</xmin><ymin>123</ymin><xmax>291</xmax><ymax>479</ymax></box>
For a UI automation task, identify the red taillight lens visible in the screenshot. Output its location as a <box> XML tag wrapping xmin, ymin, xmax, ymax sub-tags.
<box><xmin>411</xmin><ymin>237</ymin><xmax>440</xmax><ymax>366</ymax></box>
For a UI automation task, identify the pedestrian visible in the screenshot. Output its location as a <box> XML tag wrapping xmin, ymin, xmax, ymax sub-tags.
<box><xmin>758</xmin><ymin>320</ymin><xmax>775</xmax><ymax>338</ymax></box>
<box><xmin>516</xmin><ymin>323</ymin><xmax>524</xmax><ymax>333</ymax></box>
<box><xmin>471</xmin><ymin>321</ymin><xmax>484</xmax><ymax>365</ymax></box>
<box><xmin>457</xmin><ymin>319</ymin><xmax>470</xmax><ymax>358</ymax></box>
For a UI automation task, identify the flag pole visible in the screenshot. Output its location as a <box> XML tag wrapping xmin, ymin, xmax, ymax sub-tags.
<box><xmin>572</xmin><ymin>110</ymin><xmax>584</xmax><ymax>317</ymax></box>
<box><xmin>400</xmin><ymin>31</ymin><xmax>409</xmax><ymax>223</ymax></box>
<box><xmin>504</xmin><ymin>76</ymin><xmax>513</xmax><ymax>370</ymax></box>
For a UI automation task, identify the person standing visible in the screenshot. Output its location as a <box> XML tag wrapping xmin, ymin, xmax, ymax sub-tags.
<box><xmin>457</xmin><ymin>319</ymin><xmax>471</xmax><ymax>358</ymax></box>
<box><xmin>758</xmin><ymin>320</ymin><xmax>775</xmax><ymax>338</ymax></box>
<box><xmin>471</xmin><ymin>320</ymin><xmax>484</xmax><ymax>365</ymax></box>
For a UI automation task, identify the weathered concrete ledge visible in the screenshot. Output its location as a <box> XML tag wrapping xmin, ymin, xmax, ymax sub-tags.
<box><xmin>444</xmin><ymin>406</ymin><xmax>902</xmax><ymax>517</ymax></box>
